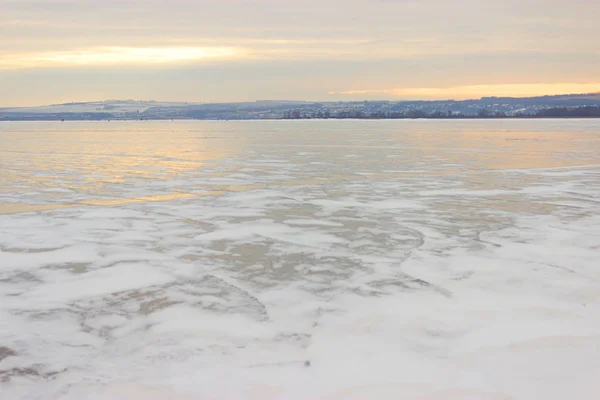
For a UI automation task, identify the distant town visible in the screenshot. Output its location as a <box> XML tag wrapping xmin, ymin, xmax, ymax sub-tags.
<box><xmin>1</xmin><ymin>93</ymin><xmax>600</xmax><ymax>121</ymax></box>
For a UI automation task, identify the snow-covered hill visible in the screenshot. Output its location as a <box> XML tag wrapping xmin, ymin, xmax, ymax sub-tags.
<box><xmin>0</xmin><ymin>100</ymin><xmax>199</xmax><ymax>114</ymax></box>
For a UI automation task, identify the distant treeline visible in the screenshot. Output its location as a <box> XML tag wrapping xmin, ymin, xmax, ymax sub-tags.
<box><xmin>0</xmin><ymin>113</ymin><xmax>114</xmax><ymax>121</ymax></box>
<box><xmin>3</xmin><ymin>106</ymin><xmax>600</xmax><ymax>121</ymax></box>
<box><xmin>282</xmin><ymin>106</ymin><xmax>600</xmax><ymax>119</ymax></box>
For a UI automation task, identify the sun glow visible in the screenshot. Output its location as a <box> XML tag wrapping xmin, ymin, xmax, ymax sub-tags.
<box><xmin>330</xmin><ymin>83</ymin><xmax>600</xmax><ymax>100</ymax></box>
<box><xmin>0</xmin><ymin>46</ymin><xmax>244</xmax><ymax>70</ymax></box>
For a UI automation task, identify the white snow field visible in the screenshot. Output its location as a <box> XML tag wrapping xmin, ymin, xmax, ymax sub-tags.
<box><xmin>0</xmin><ymin>120</ymin><xmax>599</xmax><ymax>399</ymax></box>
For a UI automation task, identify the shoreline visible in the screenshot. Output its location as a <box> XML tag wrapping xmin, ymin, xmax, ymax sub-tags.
<box><xmin>2</xmin><ymin>116</ymin><xmax>600</xmax><ymax>122</ymax></box>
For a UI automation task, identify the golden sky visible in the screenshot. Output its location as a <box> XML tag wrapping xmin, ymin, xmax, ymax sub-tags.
<box><xmin>1</xmin><ymin>0</ymin><xmax>599</xmax><ymax>106</ymax></box>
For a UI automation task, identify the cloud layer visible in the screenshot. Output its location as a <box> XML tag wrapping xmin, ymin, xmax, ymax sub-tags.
<box><xmin>1</xmin><ymin>0</ymin><xmax>599</xmax><ymax>105</ymax></box>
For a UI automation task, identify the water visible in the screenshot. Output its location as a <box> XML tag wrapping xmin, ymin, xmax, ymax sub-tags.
<box><xmin>1</xmin><ymin>120</ymin><xmax>600</xmax><ymax>399</ymax></box>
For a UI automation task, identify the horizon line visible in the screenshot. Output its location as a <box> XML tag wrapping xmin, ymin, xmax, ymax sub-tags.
<box><xmin>3</xmin><ymin>91</ymin><xmax>600</xmax><ymax>109</ymax></box>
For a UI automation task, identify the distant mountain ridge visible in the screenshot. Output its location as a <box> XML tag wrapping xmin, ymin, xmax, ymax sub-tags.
<box><xmin>2</xmin><ymin>93</ymin><xmax>600</xmax><ymax>120</ymax></box>
<box><xmin>480</xmin><ymin>92</ymin><xmax>600</xmax><ymax>103</ymax></box>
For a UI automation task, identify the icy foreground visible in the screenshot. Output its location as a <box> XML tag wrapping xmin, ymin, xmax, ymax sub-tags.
<box><xmin>1</xmin><ymin>120</ymin><xmax>599</xmax><ymax>399</ymax></box>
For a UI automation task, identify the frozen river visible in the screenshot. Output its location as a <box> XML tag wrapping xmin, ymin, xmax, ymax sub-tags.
<box><xmin>1</xmin><ymin>120</ymin><xmax>600</xmax><ymax>399</ymax></box>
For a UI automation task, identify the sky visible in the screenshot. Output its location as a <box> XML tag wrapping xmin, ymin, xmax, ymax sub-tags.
<box><xmin>1</xmin><ymin>0</ymin><xmax>599</xmax><ymax>106</ymax></box>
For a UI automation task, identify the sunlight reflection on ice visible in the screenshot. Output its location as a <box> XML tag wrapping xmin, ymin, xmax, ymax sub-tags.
<box><xmin>0</xmin><ymin>120</ymin><xmax>599</xmax><ymax>399</ymax></box>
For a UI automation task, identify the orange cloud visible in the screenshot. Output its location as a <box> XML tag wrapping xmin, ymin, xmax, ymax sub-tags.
<box><xmin>330</xmin><ymin>83</ymin><xmax>600</xmax><ymax>99</ymax></box>
<box><xmin>0</xmin><ymin>46</ymin><xmax>245</xmax><ymax>70</ymax></box>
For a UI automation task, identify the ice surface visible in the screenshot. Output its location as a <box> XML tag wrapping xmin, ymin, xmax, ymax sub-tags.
<box><xmin>1</xmin><ymin>120</ymin><xmax>600</xmax><ymax>399</ymax></box>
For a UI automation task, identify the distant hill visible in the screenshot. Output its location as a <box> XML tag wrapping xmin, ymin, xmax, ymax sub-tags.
<box><xmin>479</xmin><ymin>93</ymin><xmax>600</xmax><ymax>105</ymax></box>
<box><xmin>1</xmin><ymin>94</ymin><xmax>600</xmax><ymax>120</ymax></box>
<box><xmin>0</xmin><ymin>100</ymin><xmax>201</xmax><ymax>115</ymax></box>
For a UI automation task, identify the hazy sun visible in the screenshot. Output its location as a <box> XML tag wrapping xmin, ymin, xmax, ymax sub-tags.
<box><xmin>0</xmin><ymin>47</ymin><xmax>244</xmax><ymax>70</ymax></box>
